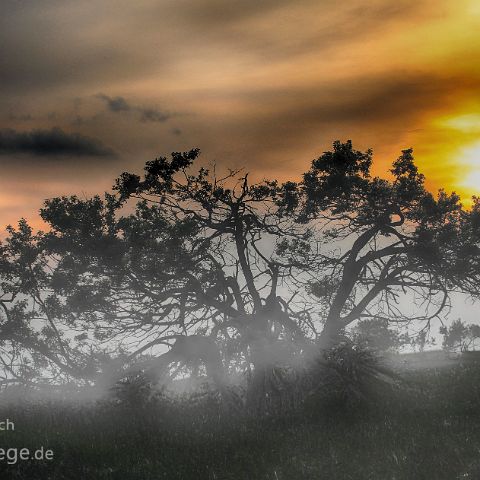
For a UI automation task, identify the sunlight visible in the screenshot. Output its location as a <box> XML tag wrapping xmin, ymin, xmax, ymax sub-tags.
<box><xmin>443</xmin><ymin>114</ymin><xmax>480</xmax><ymax>132</ymax></box>
<box><xmin>468</xmin><ymin>0</ymin><xmax>480</xmax><ymax>15</ymax></box>
<box><xmin>460</xmin><ymin>142</ymin><xmax>480</xmax><ymax>192</ymax></box>
<box><xmin>427</xmin><ymin>110</ymin><xmax>480</xmax><ymax>202</ymax></box>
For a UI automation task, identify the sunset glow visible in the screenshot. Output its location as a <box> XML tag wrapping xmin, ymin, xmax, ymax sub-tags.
<box><xmin>1</xmin><ymin>0</ymin><xmax>480</xmax><ymax>227</ymax></box>
<box><xmin>460</xmin><ymin>142</ymin><xmax>480</xmax><ymax>192</ymax></box>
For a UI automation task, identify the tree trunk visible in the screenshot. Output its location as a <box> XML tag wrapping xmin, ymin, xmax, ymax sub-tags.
<box><xmin>318</xmin><ymin>318</ymin><xmax>345</xmax><ymax>350</ymax></box>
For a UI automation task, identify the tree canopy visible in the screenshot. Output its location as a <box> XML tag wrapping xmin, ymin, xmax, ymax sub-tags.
<box><xmin>0</xmin><ymin>141</ymin><xmax>479</xmax><ymax>388</ymax></box>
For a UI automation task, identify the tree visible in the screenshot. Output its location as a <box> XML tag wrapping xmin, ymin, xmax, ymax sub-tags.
<box><xmin>0</xmin><ymin>220</ymin><xmax>102</xmax><ymax>387</ymax></box>
<box><xmin>351</xmin><ymin>318</ymin><xmax>411</xmax><ymax>353</ymax></box>
<box><xmin>0</xmin><ymin>141</ymin><xmax>479</xmax><ymax>392</ymax></box>
<box><xmin>440</xmin><ymin>319</ymin><xmax>480</xmax><ymax>352</ymax></box>
<box><xmin>300</xmin><ymin>141</ymin><xmax>480</xmax><ymax>345</ymax></box>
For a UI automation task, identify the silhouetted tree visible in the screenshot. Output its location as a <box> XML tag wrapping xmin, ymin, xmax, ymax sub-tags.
<box><xmin>0</xmin><ymin>220</ymin><xmax>102</xmax><ymax>387</ymax></box>
<box><xmin>299</xmin><ymin>141</ymin><xmax>480</xmax><ymax>345</ymax></box>
<box><xmin>0</xmin><ymin>141</ymin><xmax>479</xmax><ymax>396</ymax></box>
<box><xmin>440</xmin><ymin>319</ymin><xmax>480</xmax><ymax>352</ymax></box>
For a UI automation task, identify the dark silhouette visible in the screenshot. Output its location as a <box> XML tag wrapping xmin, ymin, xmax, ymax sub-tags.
<box><xmin>0</xmin><ymin>140</ymin><xmax>479</xmax><ymax>397</ymax></box>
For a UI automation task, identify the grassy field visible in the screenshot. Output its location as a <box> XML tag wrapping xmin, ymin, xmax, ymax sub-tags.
<box><xmin>1</xmin><ymin>360</ymin><xmax>480</xmax><ymax>479</ymax></box>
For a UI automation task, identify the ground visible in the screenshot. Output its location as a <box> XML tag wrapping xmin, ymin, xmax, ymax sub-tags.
<box><xmin>0</xmin><ymin>357</ymin><xmax>479</xmax><ymax>479</ymax></box>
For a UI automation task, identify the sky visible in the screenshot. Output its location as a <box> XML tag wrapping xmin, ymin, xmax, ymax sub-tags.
<box><xmin>1</xmin><ymin>0</ymin><xmax>480</xmax><ymax>229</ymax></box>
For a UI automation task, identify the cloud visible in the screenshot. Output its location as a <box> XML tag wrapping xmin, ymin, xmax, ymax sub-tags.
<box><xmin>97</xmin><ymin>95</ymin><xmax>131</xmax><ymax>113</ymax></box>
<box><xmin>280</xmin><ymin>73</ymin><xmax>469</xmax><ymax>126</ymax></box>
<box><xmin>157</xmin><ymin>0</ymin><xmax>436</xmax><ymax>66</ymax></box>
<box><xmin>180</xmin><ymin>69</ymin><xmax>479</xmax><ymax>178</ymax></box>
<box><xmin>139</xmin><ymin>108</ymin><xmax>170</xmax><ymax>123</ymax></box>
<box><xmin>0</xmin><ymin>2</ymin><xmax>168</xmax><ymax>96</ymax></box>
<box><xmin>162</xmin><ymin>0</ymin><xmax>303</xmax><ymax>27</ymax></box>
<box><xmin>220</xmin><ymin>71</ymin><xmax>453</xmax><ymax>131</ymax></box>
<box><xmin>0</xmin><ymin>128</ymin><xmax>115</xmax><ymax>157</ymax></box>
<box><xmin>97</xmin><ymin>94</ymin><xmax>172</xmax><ymax>123</ymax></box>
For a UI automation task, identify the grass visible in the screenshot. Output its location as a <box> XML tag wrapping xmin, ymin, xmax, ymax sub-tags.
<box><xmin>1</xmin><ymin>362</ymin><xmax>480</xmax><ymax>479</ymax></box>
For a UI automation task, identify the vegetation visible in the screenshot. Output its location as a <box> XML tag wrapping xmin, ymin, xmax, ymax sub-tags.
<box><xmin>440</xmin><ymin>319</ymin><xmax>480</xmax><ymax>352</ymax></box>
<box><xmin>1</xmin><ymin>359</ymin><xmax>480</xmax><ymax>479</ymax></box>
<box><xmin>0</xmin><ymin>141</ymin><xmax>479</xmax><ymax>396</ymax></box>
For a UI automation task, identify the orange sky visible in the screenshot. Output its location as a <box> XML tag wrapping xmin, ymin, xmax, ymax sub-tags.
<box><xmin>1</xmin><ymin>0</ymin><xmax>480</xmax><ymax>228</ymax></box>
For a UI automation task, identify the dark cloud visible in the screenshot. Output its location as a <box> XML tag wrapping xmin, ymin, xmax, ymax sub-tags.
<box><xmin>97</xmin><ymin>94</ymin><xmax>172</xmax><ymax>123</ymax></box>
<box><xmin>188</xmin><ymin>70</ymin><xmax>477</xmax><ymax>173</ymax></box>
<box><xmin>0</xmin><ymin>2</ymin><xmax>173</xmax><ymax>96</ymax></box>
<box><xmin>162</xmin><ymin>0</ymin><xmax>305</xmax><ymax>27</ymax></box>
<box><xmin>0</xmin><ymin>127</ymin><xmax>115</xmax><ymax>157</ymax></box>
<box><xmin>242</xmin><ymin>70</ymin><xmax>472</xmax><ymax>127</ymax></box>
<box><xmin>287</xmin><ymin>73</ymin><xmax>468</xmax><ymax>125</ymax></box>
<box><xmin>97</xmin><ymin>95</ymin><xmax>131</xmax><ymax>113</ymax></box>
<box><xmin>139</xmin><ymin>108</ymin><xmax>170</xmax><ymax>123</ymax></box>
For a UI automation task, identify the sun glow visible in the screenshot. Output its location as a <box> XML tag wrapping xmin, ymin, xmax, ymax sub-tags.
<box><xmin>443</xmin><ymin>114</ymin><xmax>480</xmax><ymax>132</ymax></box>
<box><xmin>426</xmin><ymin>109</ymin><xmax>480</xmax><ymax>203</ymax></box>
<box><xmin>459</xmin><ymin>142</ymin><xmax>480</xmax><ymax>193</ymax></box>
